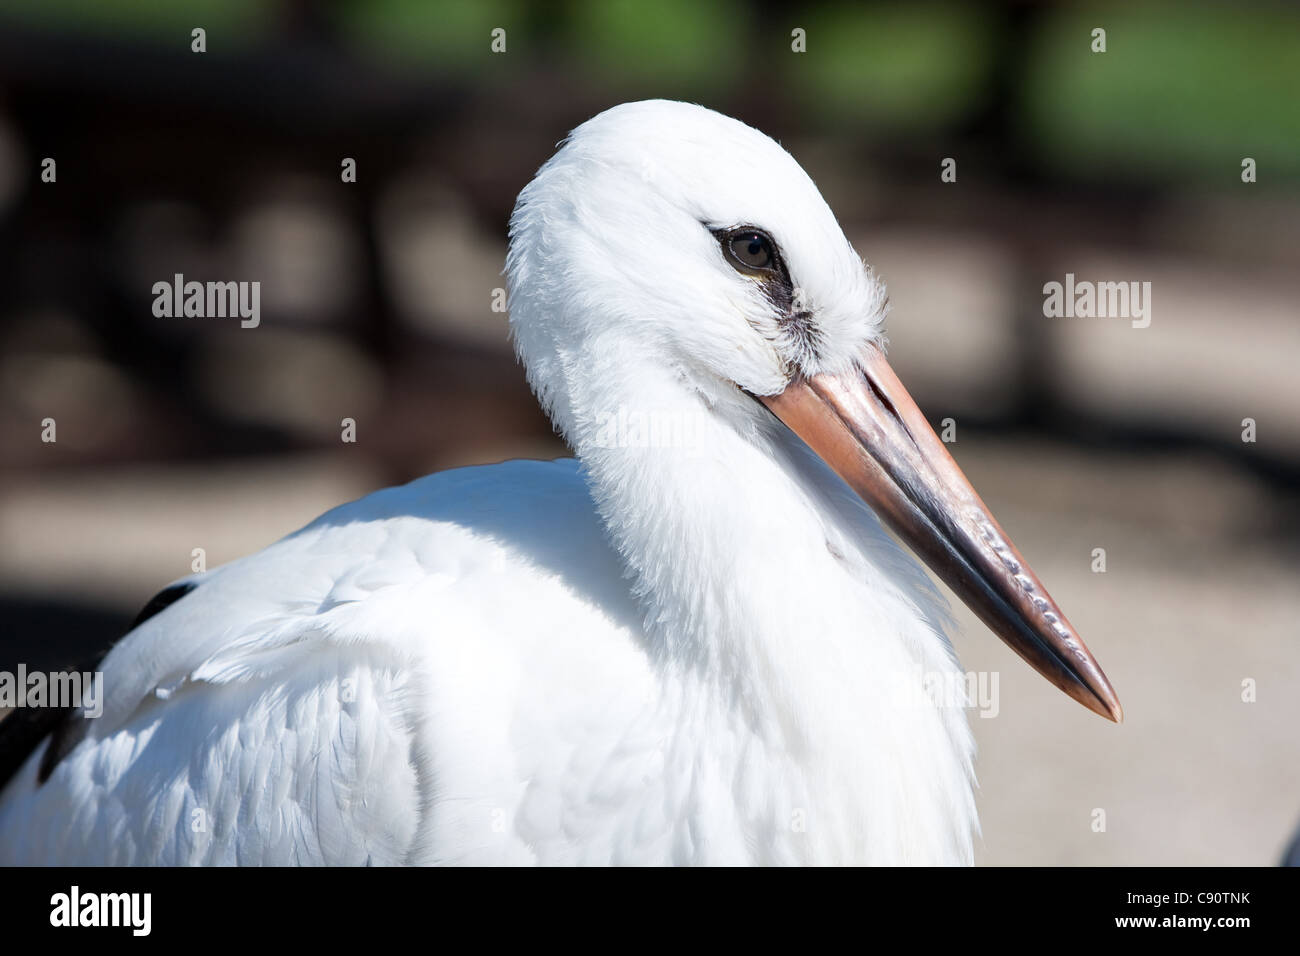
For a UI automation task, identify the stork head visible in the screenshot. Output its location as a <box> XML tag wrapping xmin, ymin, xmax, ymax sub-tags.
<box><xmin>507</xmin><ymin>99</ymin><xmax>1122</xmax><ymax>722</ymax></box>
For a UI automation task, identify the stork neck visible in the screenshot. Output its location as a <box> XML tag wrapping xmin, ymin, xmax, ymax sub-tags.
<box><xmin>569</xmin><ymin>368</ymin><xmax>976</xmax><ymax>863</ymax></box>
<box><xmin>569</xmin><ymin>363</ymin><xmax>934</xmax><ymax>688</ymax></box>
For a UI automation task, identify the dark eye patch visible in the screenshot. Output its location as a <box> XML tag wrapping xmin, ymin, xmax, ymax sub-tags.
<box><xmin>726</xmin><ymin>231</ymin><xmax>775</xmax><ymax>271</ymax></box>
<box><xmin>704</xmin><ymin>221</ymin><xmax>820</xmax><ymax>362</ymax></box>
<box><xmin>709</xmin><ymin>223</ymin><xmax>793</xmax><ymax>301</ymax></box>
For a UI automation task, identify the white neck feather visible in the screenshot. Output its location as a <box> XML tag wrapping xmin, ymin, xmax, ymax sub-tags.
<box><xmin>568</xmin><ymin>358</ymin><xmax>978</xmax><ymax>863</ymax></box>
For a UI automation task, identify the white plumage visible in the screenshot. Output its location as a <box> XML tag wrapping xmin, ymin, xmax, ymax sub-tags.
<box><xmin>0</xmin><ymin>100</ymin><xmax>1118</xmax><ymax>865</ymax></box>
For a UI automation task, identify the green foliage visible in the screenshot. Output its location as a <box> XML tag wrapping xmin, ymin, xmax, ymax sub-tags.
<box><xmin>335</xmin><ymin>0</ymin><xmax>524</xmax><ymax>72</ymax></box>
<box><xmin>791</xmin><ymin>3</ymin><xmax>995</xmax><ymax>131</ymax></box>
<box><xmin>1024</xmin><ymin>2</ymin><xmax>1300</xmax><ymax>182</ymax></box>
<box><xmin>0</xmin><ymin>0</ymin><xmax>270</xmax><ymax>42</ymax></box>
<box><xmin>564</xmin><ymin>0</ymin><xmax>745</xmax><ymax>97</ymax></box>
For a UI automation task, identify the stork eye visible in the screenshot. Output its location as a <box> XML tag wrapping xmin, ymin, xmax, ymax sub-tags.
<box><xmin>724</xmin><ymin>230</ymin><xmax>775</xmax><ymax>272</ymax></box>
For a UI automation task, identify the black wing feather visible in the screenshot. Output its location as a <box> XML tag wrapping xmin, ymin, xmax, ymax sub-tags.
<box><xmin>0</xmin><ymin>581</ymin><xmax>198</xmax><ymax>790</ymax></box>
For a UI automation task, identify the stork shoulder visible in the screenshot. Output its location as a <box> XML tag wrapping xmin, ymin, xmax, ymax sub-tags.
<box><xmin>0</xmin><ymin>458</ymin><xmax>651</xmax><ymax>864</ymax></box>
<box><xmin>94</xmin><ymin>458</ymin><xmax>626</xmax><ymax>730</ymax></box>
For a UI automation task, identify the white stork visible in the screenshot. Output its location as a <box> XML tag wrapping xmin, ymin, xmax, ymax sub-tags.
<box><xmin>0</xmin><ymin>100</ymin><xmax>1120</xmax><ymax>865</ymax></box>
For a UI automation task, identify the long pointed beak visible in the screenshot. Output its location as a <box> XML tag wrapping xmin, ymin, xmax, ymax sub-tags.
<box><xmin>760</xmin><ymin>344</ymin><xmax>1122</xmax><ymax>722</ymax></box>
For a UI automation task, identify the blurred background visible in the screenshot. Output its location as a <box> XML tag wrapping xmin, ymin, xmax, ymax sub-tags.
<box><xmin>0</xmin><ymin>0</ymin><xmax>1297</xmax><ymax>865</ymax></box>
